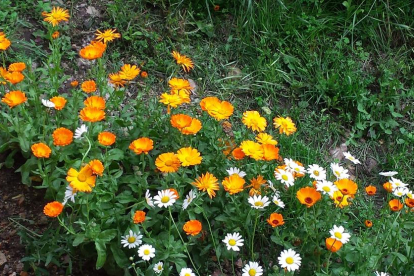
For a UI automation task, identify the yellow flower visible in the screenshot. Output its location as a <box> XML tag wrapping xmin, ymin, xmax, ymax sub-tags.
<box><xmin>119</xmin><ymin>64</ymin><xmax>140</xmax><ymax>81</ymax></box>
<box><xmin>42</xmin><ymin>7</ymin><xmax>70</xmax><ymax>26</ymax></box>
<box><xmin>222</xmin><ymin>174</ymin><xmax>245</xmax><ymax>195</ymax></box>
<box><xmin>1</xmin><ymin>91</ymin><xmax>27</xmax><ymax>108</ymax></box>
<box><xmin>192</xmin><ymin>172</ymin><xmax>219</xmax><ymax>198</ymax></box>
<box><xmin>95</xmin><ymin>29</ymin><xmax>121</xmax><ymax>43</ymax></box>
<box><xmin>273</xmin><ymin>116</ymin><xmax>297</xmax><ymax>136</ymax></box>
<box><xmin>172</xmin><ymin>51</ymin><xmax>194</xmax><ymax>72</ymax></box>
<box><xmin>108</xmin><ymin>73</ymin><xmax>126</xmax><ymax>88</ymax></box>
<box><xmin>168</xmin><ymin>78</ymin><xmax>192</xmax><ymax>93</ymax></box>
<box><xmin>159</xmin><ymin>93</ymin><xmax>185</xmax><ymax>113</ymax></box>
<box><xmin>256</xmin><ymin>133</ymin><xmax>278</xmax><ymax>145</ymax></box>
<box><xmin>66</xmin><ymin>165</ymin><xmax>96</xmax><ymax>192</ymax></box>
<box><xmin>176</xmin><ymin>147</ymin><xmax>202</xmax><ymax>166</ymax></box>
<box><xmin>155</xmin><ymin>152</ymin><xmax>181</xmax><ymax>173</ymax></box>
<box><xmin>84</xmin><ymin>96</ymin><xmax>106</xmax><ymax>110</ymax></box>
<box><xmin>240</xmin><ymin>140</ymin><xmax>264</xmax><ymax>160</ymax></box>
<box><xmin>242</xmin><ymin>111</ymin><xmax>267</xmax><ymax>132</ymax></box>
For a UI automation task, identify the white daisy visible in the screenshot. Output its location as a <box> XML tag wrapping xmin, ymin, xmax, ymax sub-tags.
<box><xmin>145</xmin><ymin>190</ymin><xmax>154</xmax><ymax>207</ymax></box>
<box><xmin>316</xmin><ymin>180</ymin><xmax>338</xmax><ymax>197</ymax></box>
<box><xmin>226</xmin><ymin>167</ymin><xmax>246</xmax><ymax>178</ymax></box>
<box><xmin>374</xmin><ymin>272</ymin><xmax>389</xmax><ymax>276</ymax></box>
<box><xmin>329</xmin><ymin>225</ymin><xmax>351</xmax><ymax>244</ymax></box>
<box><xmin>283</xmin><ymin>158</ymin><xmax>297</xmax><ymax>173</ymax></box>
<box><xmin>41</xmin><ymin>99</ymin><xmax>55</xmax><ymax>108</ymax></box>
<box><xmin>153</xmin><ymin>261</ymin><xmax>163</xmax><ymax>274</ymax></box>
<box><xmin>182</xmin><ymin>190</ymin><xmax>196</xmax><ymax>210</ymax></box>
<box><xmin>138</xmin><ymin>244</ymin><xmax>155</xmax><ymax>261</ymax></box>
<box><xmin>343</xmin><ymin>152</ymin><xmax>361</xmax><ymax>164</ymax></box>
<box><xmin>121</xmin><ymin>230</ymin><xmax>143</xmax><ymax>249</ymax></box>
<box><xmin>153</xmin><ymin>189</ymin><xmax>177</xmax><ymax>208</ymax></box>
<box><xmin>307</xmin><ymin>164</ymin><xmax>327</xmax><ymax>181</ymax></box>
<box><xmin>62</xmin><ymin>185</ymin><xmax>76</xmax><ymax>205</ymax></box>
<box><xmin>407</xmin><ymin>190</ymin><xmax>413</xmax><ymax>199</ymax></box>
<box><xmin>242</xmin><ymin>261</ymin><xmax>263</xmax><ymax>276</ymax></box>
<box><xmin>267</xmin><ymin>180</ymin><xmax>277</xmax><ymax>192</ymax></box>
<box><xmin>180</xmin><ymin>268</ymin><xmax>195</xmax><ymax>276</ymax></box>
<box><xmin>290</xmin><ymin>162</ymin><xmax>306</xmax><ymax>175</ymax></box>
<box><xmin>390</xmin><ymin>177</ymin><xmax>408</xmax><ymax>190</ymax></box>
<box><xmin>74</xmin><ymin>124</ymin><xmax>88</xmax><ymax>139</ymax></box>
<box><xmin>274</xmin><ymin>169</ymin><xmax>295</xmax><ymax>187</ymax></box>
<box><xmin>248</xmin><ymin>195</ymin><xmax>270</xmax><ymax>209</ymax></box>
<box><xmin>330</xmin><ymin>163</ymin><xmax>349</xmax><ymax>179</ymax></box>
<box><xmin>379</xmin><ymin>171</ymin><xmax>398</xmax><ymax>177</ymax></box>
<box><xmin>222</xmin><ymin>232</ymin><xmax>244</xmax><ymax>251</ymax></box>
<box><xmin>272</xmin><ymin>194</ymin><xmax>285</xmax><ymax>208</ymax></box>
<box><xmin>278</xmin><ymin>249</ymin><xmax>301</xmax><ymax>272</ymax></box>
<box><xmin>393</xmin><ymin>187</ymin><xmax>409</xmax><ymax>197</ymax></box>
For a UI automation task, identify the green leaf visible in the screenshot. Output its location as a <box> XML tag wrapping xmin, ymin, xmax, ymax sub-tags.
<box><xmin>95</xmin><ymin>240</ymin><xmax>107</xmax><ymax>270</ymax></box>
<box><xmin>73</xmin><ymin>234</ymin><xmax>85</xmax><ymax>246</ymax></box>
<box><xmin>98</xmin><ymin>229</ymin><xmax>117</xmax><ymax>242</ymax></box>
<box><xmin>110</xmin><ymin>242</ymin><xmax>129</xmax><ymax>268</ymax></box>
<box><xmin>107</xmin><ymin>149</ymin><xmax>124</xmax><ymax>161</ymax></box>
<box><xmin>391</xmin><ymin>252</ymin><xmax>408</xmax><ymax>264</ymax></box>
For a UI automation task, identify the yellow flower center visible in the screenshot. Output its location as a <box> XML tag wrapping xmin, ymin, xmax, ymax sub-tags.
<box><xmin>294</xmin><ymin>167</ymin><xmax>300</xmax><ymax>172</ymax></box>
<box><xmin>313</xmin><ymin>170</ymin><xmax>320</xmax><ymax>176</ymax></box>
<box><xmin>334</xmin><ymin>171</ymin><xmax>340</xmax><ymax>176</ymax></box>
<box><xmin>128</xmin><ymin>237</ymin><xmax>136</xmax><ymax>243</ymax></box>
<box><xmin>274</xmin><ymin>200</ymin><xmax>279</xmax><ymax>205</ymax></box>
<box><xmin>186</xmin><ymin>156</ymin><xmax>193</xmax><ymax>162</ymax></box>
<box><xmin>248</xmin><ymin>269</ymin><xmax>256</xmax><ymax>276</ymax></box>
<box><xmin>161</xmin><ymin>196</ymin><xmax>170</xmax><ymax>203</ymax></box>
<box><xmin>158</xmin><ymin>265</ymin><xmax>163</xmax><ymax>270</ymax></box>
<box><xmin>228</xmin><ymin>239</ymin><xmax>236</xmax><ymax>246</ymax></box>
<box><xmin>282</xmin><ymin>175</ymin><xmax>288</xmax><ymax>181</ymax></box>
<box><xmin>334</xmin><ymin>232</ymin><xmax>342</xmax><ymax>239</ymax></box>
<box><xmin>165</xmin><ymin>160</ymin><xmax>173</xmax><ymax>166</ymax></box>
<box><xmin>144</xmin><ymin>249</ymin><xmax>150</xmax><ymax>255</ymax></box>
<box><xmin>286</xmin><ymin>257</ymin><xmax>294</xmax><ymax>264</ymax></box>
<box><xmin>77</xmin><ymin>171</ymin><xmax>87</xmax><ymax>182</ymax></box>
<box><xmin>185</xmin><ymin>274</ymin><xmax>191</xmax><ymax>276</ymax></box>
<box><xmin>323</xmin><ymin>186</ymin><xmax>331</xmax><ymax>192</ymax></box>
<box><xmin>254</xmin><ymin>201</ymin><xmax>263</xmax><ymax>207</ymax></box>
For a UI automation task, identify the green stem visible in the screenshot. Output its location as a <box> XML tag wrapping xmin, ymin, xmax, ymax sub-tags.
<box><xmin>251</xmin><ymin>210</ymin><xmax>259</xmax><ymax>260</ymax></box>
<box><xmin>81</xmin><ymin>136</ymin><xmax>92</xmax><ymax>164</ymax></box>
<box><xmin>324</xmin><ymin>252</ymin><xmax>333</xmax><ymax>273</ymax></box>
<box><xmin>57</xmin><ymin>216</ymin><xmax>76</xmax><ymax>235</ymax></box>
<box><xmin>231</xmin><ymin>251</ymin><xmax>236</xmax><ymax>276</ymax></box>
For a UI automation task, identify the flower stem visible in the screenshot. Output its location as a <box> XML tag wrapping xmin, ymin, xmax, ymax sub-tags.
<box><xmin>251</xmin><ymin>210</ymin><xmax>259</xmax><ymax>260</ymax></box>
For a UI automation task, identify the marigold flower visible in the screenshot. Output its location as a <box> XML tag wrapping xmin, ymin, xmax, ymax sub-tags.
<box><xmin>119</xmin><ymin>64</ymin><xmax>140</xmax><ymax>81</ymax></box>
<box><xmin>200</xmin><ymin>96</ymin><xmax>220</xmax><ymax>111</ymax></box>
<box><xmin>297</xmin><ymin>187</ymin><xmax>321</xmax><ymax>207</ymax></box>
<box><xmin>70</xmin><ymin>80</ymin><xmax>79</xmax><ymax>87</ymax></box>
<box><xmin>155</xmin><ymin>152</ymin><xmax>181</xmax><ymax>173</ymax></box>
<box><xmin>42</xmin><ymin>7</ymin><xmax>70</xmax><ymax>26</ymax></box>
<box><xmin>43</xmin><ymin>201</ymin><xmax>64</xmax><ymax>217</ymax></box>
<box><xmin>4</xmin><ymin>71</ymin><xmax>24</xmax><ymax>84</ymax></box>
<box><xmin>205</xmin><ymin>100</ymin><xmax>234</xmax><ymax>121</ymax></box>
<box><xmin>81</xmin><ymin>80</ymin><xmax>97</xmax><ymax>93</ymax></box>
<box><xmin>79</xmin><ymin>107</ymin><xmax>105</xmax><ymax>122</ymax></box>
<box><xmin>52</xmin><ymin>128</ymin><xmax>73</xmax><ymax>146</ymax></box>
<box><xmin>108</xmin><ymin>73</ymin><xmax>126</xmax><ymax>88</ymax></box>
<box><xmin>52</xmin><ymin>31</ymin><xmax>60</xmax><ymax>39</ymax></box>
<box><xmin>0</xmin><ymin>32</ymin><xmax>11</xmax><ymax>51</ymax></box>
<box><xmin>95</xmin><ymin>29</ymin><xmax>121</xmax><ymax>43</ymax></box>
<box><xmin>172</xmin><ymin>51</ymin><xmax>194</xmax><ymax>72</ymax></box>
<box><xmin>183</xmin><ymin>220</ymin><xmax>202</xmax><ymax>236</ymax></box>
<box><xmin>332</xmin><ymin>190</ymin><xmax>351</xmax><ymax>208</ymax></box>
<box><xmin>50</xmin><ymin>96</ymin><xmax>67</xmax><ymax>110</ymax></box>
<box><xmin>389</xmin><ymin>199</ymin><xmax>403</xmax><ymax>211</ymax></box>
<box><xmin>222</xmin><ymin>174</ymin><xmax>245</xmax><ymax>195</ymax></box>
<box><xmin>89</xmin><ymin>159</ymin><xmax>104</xmax><ymax>176</ymax></box>
<box><xmin>66</xmin><ymin>165</ymin><xmax>96</xmax><ymax>192</ymax></box>
<box><xmin>1</xmin><ymin>91</ymin><xmax>27</xmax><ymax>108</ymax></box>
<box><xmin>159</xmin><ymin>93</ymin><xmax>185</xmax><ymax>113</ymax></box>
<box><xmin>240</xmin><ymin>140</ymin><xmax>264</xmax><ymax>160</ymax></box>
<box><xmin>248</xmin><ymin>175</ymin><xmax>267</xmax><ymax>196</ymax></box>
<box><xmin>335</xmin><ymin>179</ymin><xmax>358</xmax><ymax>196</ymax></box>
<box><xmin>242</xmin><ymin>111</ymin><xmax>267</xmax><ymax>132</ymax></box>
<box><xmin>177</xmin><ymin>147</ymin><xmax>202</xmax><ymax>166</ymax></box>
<box><xmin>79</xmin><ymin>41</ymin><xmax>106</xmax><ymax>60</ymax></box>
<box><xmin>31</xmin><ymin>143</ymin><xmax>52</xmax><ymax>158</ymax></box>
<box><xmin>8</xmin><ymin>62</ymin><xmax>26</xmax><ymax>72</ymax></box>
<box><xmin>192</xmin><ymin>172</ymin><xmax>219</xmax><ymax>198</ymax></box>
<box><xmin>232</xmin><ymin>147</ymin><xmax>245</xmax><ymax>160</ymax></box>
<box><xmin>365</xmin><ymin>185</ymin><xmax>376</xmax><ymax>196</ymax></box>
<box><xmin>325</xmin><ymin>237</ymin><xmax>343</xmax><ymax>253</ymax></box>
<box><xmin>256</xmin><ymin>133</ymin><xmax>277</xmax><ymax>145</ymax></box>
<box><xmin>98</xmin><ymin>131</ymin><xmax>116</xmax><ymax>146</ymax></box>
<box><xmin>262</xmin><ymin>144</ymin><xmax>279</xmax><ymax>161</ymax></box>
<box><xmin>405</xmin><ymin>198</ymin><xmax>414</xmax><ymax>208</ymax></box>
<box><xmin>365</xmin><ymin>220</ymin><xmax>373</xmax><ymax>228</ymax></box>
<box><xmin>84</xmin><ymin>96</ymin><xmax>105</xmax><ymax>109</ymax></box>
<box><xmin>273</xmin><ymin>116</ymin><xmax>297</xmax><ymax>136</ymax></box>
<box><xmin>383</xmin><ymin>182</ymin><xmax>393</xmax><ymax>193</ymax></box>
<box><xmin>169</xmin><ymin>78</ymin><xmax>192</xmax><ymax>92</ymax></box>
<box><xmin>170</xmin><ymin>114</ymin><xmax>192</xmax><ymax>129</ymax></box>
<box><xmin>129</xmin><ymin>137</ymin><xmax>154</xmax><ymax>155</ymax></box>
<box><xmin>267</xmin><ymin>213</ymin><xmax>285</xmax><ymax>227</ymax></box>
<box><xmin>168</xmin><ymin>188</ymin><xmax>180</xmax><ymax>199</ymax></box>
<box><xmin>133</xmin><ymin>210</ymin><xmax>146</xmax><ymax>224</ymax></box>
<box><xmin>141</xmin><ymin>71</ymin><xmax>148</xmax><ymax>78</ymax></box>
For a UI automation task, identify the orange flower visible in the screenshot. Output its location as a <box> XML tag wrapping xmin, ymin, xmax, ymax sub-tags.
<box><xmin>43</xmin><ymin>201</ymin><xmax>64</xmax><ymax>217</ymax></box>
<box><xmin>383</xmin><ymin>182</ymin><xmax>393</xmax><ymax>193</ymax></box>
<box><xmin>84</xmin><ymin>96</ymin><xmax>105</xmax><ymax>109</ymax></box>
<box><xmin>202</xmin><ymin>98</ymin><xmax>234</xmax><ymax>121</ymax></box>
<box><xmin>89</xmin><ymin>160</ymin><xmax>104</xmax><ymax>176</ymax></box>
<box><xmin>141</xmin><ymin>71</ymin><xmax>148</xmax><ymax>78</ymax></box>
<box><xmin>42</xmin><ymin>7</ymin><xmax>70</xmax><ymax>26</ymax></box>
<box><xmin>8</xmin><ymin>62</ymin><xmax>26</xmax><ymax>72</ymax></box>
<box><xmin>222</xmin><ymin>174</ymin><xmax>245</xmax><ymax>195</ymax></box>
<box><xmin>52</xmin><ymin>128</ymin><xmax>73</xmax><ymax>146</ymax></box>
<box><xmin>119</xmin><ymin>64</ymin><xmax>140</xmax><ymax>80</ymax></box>
<box><xmin>81</xmin><ymin>80</ymin><xmax>97</xmax><ymax>93</ymax></box>
<box><xmin>155</xmin><ymin>152</ymin><xmax>181</xmax><ymax>173</ymax></box>
<box><xmin>172</xmin><ymin>51</ymin><xmax>194</xmax><ymax>72</ymax></box>
<box><xmin>256</xmin><ymin>133</ymin><xmax>278</xmax><ymax>145</ymax></box>
<box><xmin>98</xmin><ymin>131</ymin><xmax>116</xmax><ymax>146</ymax></box>
<box><xmin>50</xmin><ymin>96</ymin><xmax>67</xmax><ymax>110</ymax></box>
<box><xmin>200</xmin><ymin>96</ymin><xmax>220</xmax><ymax>111</ymax></box>
<box><xmin>248</xmin><ymin>175</ymin><xmax>267</xmax><ymax>196</ymax></box>
<box><xmin>79</xmin><ymin>107</ymin><xmax>105</xmax><ymax>122</ymax></box>
<box><xmin>95</xmin><ymin>29</ymin><xmax>121</xmax><ymax>43</ymax></box>
<box><xmin>273</xmin><ymin>116</ymin><xmax>297</xmax><ymax>136</ymax></box>
<box><xmin>31</xmin><ymin>143</ymin><xmax>51</xmax><ymax>158</ymax></box>
<box><xmin>170</xmin><ymin>114</ymin><xmax>192</xmax><ymax>129</ymax></box>
<box><xmin>405</xmin><ymin>198</ymin><xmax>414</xmax><ymax>208</ymax></box>
<box><xmin>325</xmin><ymin>237</ymin><xmax>343</xmax><ymax>253</ymax></box>
<box><xmin>52</xmin><ymin>31</ymin><xmax>60</xmax><ymax>39</ymax></box>
<box><xmin>133</xmin><ymin>210</ymin><xmax>146</xmax><ymax>224</ymax></box>
<box><xmin>232</xmin><ymin>147</ymin><xmax>245</xmax><ymax>160</ymax></box>
<box><xmin>4</xmin><ymin>71</ymin><xmax>24</xmax><ymax>84</ymax></box>
<box><xmin>364</xmin><ymin>220</ymin><xmax>373</xmax><ymax>228</ymax></box>
<box><xmin>169</xmin><ymin>78</ymin><xmax>192</xmax><ymax>93</ymax></box>
<box><xmin>70</xmin><ymin>80</ymin><xmax>79</xmax><ymax>87</ymax></box>
<box><xmin>66</xmin><ymin>165</ymin><xmax>96</xmax><ymax>192</ymax></box>
<box><xmin>267</xmin><ymin>213</ymin><xmax>285</xmax><ymax>227</ymax></box>
<box><xmin>1</xmin><ymin>91</ymin><xmax>27</xmax><ymax>108</ymax></box>
<box><xmin>365</xmin><ymin>185</ymin><xmax>376</xmax><ymax>196</ymax></box>
<box><xmin>262</xmin><ymin>144</ymin><xmax>279</xmax><ymax>161</ymax></box>
<box><xmin>183</xmin><ymin>220</ymin><xmax>202</xmax><ymax>236</ymax></box>
<box><xmin>334</xmin><ymin>179</ymin><xmax>358</xmax><ymax>196</ymax></box>
<box><xmin>192</xmin><ymin>172</ymin><xmax>219</xmax><ymax>198</ymax></box>
<box><xmin>240</xmin><ymin>140</ymin><xmax>263</xmax><ymax>160</ymax></box>
<box><xmin>297</xmin><ymin>187</ymin><xmax>321</xmax><ymax>208</ymax></box>
<box><xmin>129</xmin><ymin>137</ymin><xmax>154</xmax><ymax>155</ymax></box>
<box><xmin>389</xmin><ymin>199</ymin><xmax>403</xmax><ymax>211</ymax></box>
<box><xmin>0</xmin><ymin>32</ymin><xmax>11</xmax><ymax>51</ymax></box>
<box><xmin>108</xmin><ymin>73</ymin><xmax>126</xmax><ymax>88</ymax></box>
<box><xmin>79</xmin><ymin>41</ymin><xmax>106</xmax><ymax>60</ymax></box>
<box><xmin>168</xmin><ymin>188</ymin><xmax>180</xmax><ymax>199</ymax></box>
<box><xmin>214</xmin><ymin>5</ymin><xmax>220</xmax><ymax>11</ymax></box>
